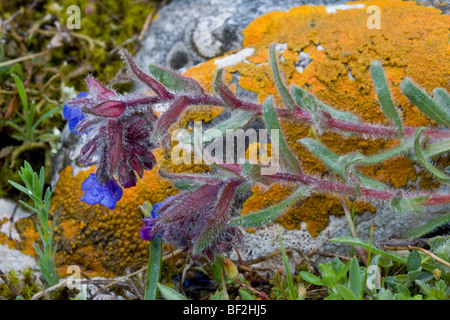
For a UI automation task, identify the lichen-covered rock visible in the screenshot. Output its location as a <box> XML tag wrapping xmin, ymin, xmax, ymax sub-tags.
<box><xmin>183</xmin><ymin>0</ymin><xmax>450</xmax><ymax>238</ymax></box>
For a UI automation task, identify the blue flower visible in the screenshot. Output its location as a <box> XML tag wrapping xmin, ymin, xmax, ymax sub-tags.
<box><xmin>63</xmin><ymin>91</ymin><xmax>89</xmax><ymax>134</ymax></box>
<box><xmin>80</xmin><ymin>173</ymin><xmax>123</xmax><ymax>210</ymax></box>
<box><xmin>140</xmin><ymin>196</ymin><xmax>176</xmax><ymax>241</ymax></box>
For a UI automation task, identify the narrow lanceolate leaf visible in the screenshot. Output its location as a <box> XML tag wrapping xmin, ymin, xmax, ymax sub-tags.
<box><xmin>332</xmin><ymin>237</ymin><xmax>408</xmax><ymax>264</ymax></box>
<box><xmin>192</xmin><ymin>180</ymin><xmax>239</xmax><ymax>255</ymax></box>
<box><xmin>121</xmin><ymin>50</ymin><xmax>169</xmax><ymax>99</ymax></box>
<box><xmin>148</xmin><ymin>64</ymin><xmax>204</xmax><ymax>95</ymax></box>
<box><xmin>181</xmin><ymin>110</ymin><xmax>254</xmax><ymax>145</ymax></box>
<box><xmin>414</xmin><ymin>127</ymin><xmax>450</xmax><ymax>183</ymax></box>
<box><xmin>231</xmin><ymin>186</ymin><xmax>309</xmax><ymax>227</ymax></box>
<box><xmin>433</xmin><ymin>88</ymin><xmax>450</xmax><ymax>114</ymax></box>
<box><xmin>33</xmin><ymin>106</ymin><xmax>62</xmax><ymax>131</ymax></box>
<box><xmin>152</xmin><ymin>96</ymin><xmax>189</xmax><ymax>141</ymax></box>
<box><xmin>405</xmin><ymin>212</ymin><xmax>450</xmax><ymax>239</ymax></box>
<box><xmin>157</xmin><ymin>283</ymin><xmax>188</xmax><ymax>300</ymax></box>
<box><xmin>12</xmin><ymin>74</ymin><xmax>28</xmax><ymax>113</ymax></box>
<box><xmin>278</xmin><ymin>226</ymin><xmax>296</xmax><ymax>300</ymax></box>
<box><xmin>269</xmin><ymin>45</ymin><xmax>295</xmax><ymax>112</ymax></box>
<box><xmin>401</xmin><ymin>78</ymin><xmax>450</xmax><ymax>126</ymax></box>
<box><xmin>298</xmin><ymin>138</ymin><xmax>344</xmax><ymax>178</ymax></box>
<box><xmin>263</xmin><ymin>97</ymin><xmax>302</xmax><ymax>175</ymax></box>
<box><xmin>213</xmin><ymin>68</ymin><xmax>244</xmax><ymax>109</ymax></box>
<box><xmin>348</xmin><ymin>257</ymin><xmax>362</xmax><ymax>299</ymax></box>
<box><xmin>291</xmin><ymin>85</ymin><xmax>360</xmax><ymax>124</ymax></box>
<box><xmin>299</xmin><ymin>271</ymin><xmax>326</xmax><ymax>286</ymax></box>
<box><xmin>370</xmin><ymin>61</ymin><xmax>402</xmax><ymax>136</ymax></box>
<box><xmin>353</xmin><ymin>170</ymin><xmax>389</xmax><ymax>191</ymax></box>
<box><xmin>336</xmin><ymin>284</ymin><xmax>358</xmax><ymax>300</ymax></box>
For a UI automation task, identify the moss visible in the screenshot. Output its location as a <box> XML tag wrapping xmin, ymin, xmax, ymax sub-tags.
<box><xmin>0</xmin><ymin>267</ymin><xmax>41</xmax><ymax>300</ymax></box>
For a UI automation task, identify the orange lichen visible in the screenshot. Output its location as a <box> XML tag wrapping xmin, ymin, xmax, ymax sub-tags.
<box><xmin>233</xmin><ymin>0</ymin><xmax>449</xmax><ymax>234</ymax></box>
<box><xmin>44</xmin><ymin>149</ymin><xmax>178</xmax><ymax>277</ymax></box>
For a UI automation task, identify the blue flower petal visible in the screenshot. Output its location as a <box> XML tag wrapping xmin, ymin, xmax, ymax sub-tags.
<box><xmin>140</xmin><ymin>224</ymin><xmax>155</xmax><ymax>242</ymax></box>
<box><xmin>105</xmin><ymin>179</ymin><xmax>123</xmax><ymax>201</ymax></box>
<box><xmin>80</xmin><ymin>173</ymin><xmax>123</xmax><ymax>210</ymax></box>
<box><xmin>151</xmin><ymin>196</ymin><xmax>176</xmax><ymax>218</ymax></box>
<box><xmin>63</xmin><ymin>104</ymin><xmax>72</xmax><ymax>120</ymax></box>
<box><xmin>64</xmin><ymin>92</ymin><xmax>89</xmax><ymax>134</ymax></box>
<box><xmin>81</xmin><ymin>174</ymin><xmax>97</xmax><ymax>191</ymax></box>
<box><xmin>77</xmin><ymin>91</ymin><xmax>89</xmax><ymax>98</ymax></box>
<box><xmin>100</xmin><ymin>191</ymin><xmax>117</xmax><ymax>210</ymax></box>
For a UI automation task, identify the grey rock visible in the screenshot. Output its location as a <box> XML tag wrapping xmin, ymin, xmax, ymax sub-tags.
<box><xmin>136</xmin><ymin>0</ymin><xmax>365</xmax><ymax>73</ymax></box>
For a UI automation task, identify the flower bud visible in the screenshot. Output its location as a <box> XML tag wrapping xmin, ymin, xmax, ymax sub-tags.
<box><xmin>433</xmin><ymin>268</ymin><xmax>441</xmax><ymax>281</ymax></box>
<box><xmin>91</xmin><ymin>101</ymin><xmax>126</xmax><ymax>117</ymax></box>
<box><xmin>223</xmin><ymin>257</ymin><xmax>239</xmax><ymax>281</ymax></box>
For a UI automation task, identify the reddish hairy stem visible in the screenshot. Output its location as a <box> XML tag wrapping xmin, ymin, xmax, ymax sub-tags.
<box><xmin>268</xmin><ymin>172</ymin><xmax>449</xmax><ymax>205</ymax></box>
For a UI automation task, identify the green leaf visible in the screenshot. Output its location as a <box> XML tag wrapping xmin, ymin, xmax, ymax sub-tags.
<box><xmin>278</xmin><ymin>226</ymin><xmax>296</xmax><ymax>300</ymax></box>
<box><xmin>19</xmin><ymin>200</ymin><xmax>38</xmax><ymax>213</ymax></box>
<box><xmin>336</xmin><ymin>284</ymin><xmax>358</xmax><ymax>300</ymax></box>
<box><xmin>349</xmin><ymin>257</ymin><xmax>362</xmax><ymax>299</ymax></box>
<box><xmin>12</xmin><ymin>74</ymin><xmax>28</xmax><ymax>113</ymax></box>
<box><xmin>353</xmin><ymin>170</ymin><xmax>389</xmax><ymax>191</ymax></box>
<box><xmin>390</xmin><ymin>195</ymin><xmax>429</xmax><ymax>214</ymax></box>
<box><xmin>291</xmin><ymin>85</ymin><xmax>361</xmax><ymax>124</ymax></box>
<box><xmin>262</xmin><ymin>97</ymin><xmax>302</xmax><ymax>175</ymax></box>
<box><xmin>173</xmin><ymin>180</ymin><xmax>203</xmax><ymax>190</ymax></box>
<box><xmin>5</xmin><ymin>121</ymin><xmax>26</xmax><ymax>138</ymax></box>
<box><xmin>298</xmin><ymin>138</ymin><xmax>344</xmax><ymax>177</ymax></box>
<box><xmin>401</xmin><ymin>78</ymin><xmax>450</xmax><ymax>126</ymax></box>
<box><xmin>405</xmin><ymin>212</ymin><xmax>450</xmax><ymax>239</ymax></box>
<box><xmin>32</xmin><ymin>106</ymin><xmax>62</xmax><ymax>131</ymax></box>
<box><xmin>332</xmin><ymin>236</ymin><xmax>408</xmax><ymax>264</ymax></box>
<box><xmin>407</xmin><ymin>250</ymin><xmax>422</xmax><ymax>272</ymax></box>
<box><xmin>209</xmin><ymin>290</ymin><xmax>226</xmax><ymax>300</ymax></box>
<box><xmin>414</xmin><ymin>127</ymin><xmax>450</xmax><ymax>183</ymax></box>
<box><xmin>370</xmin><ymin>61</ymin><xmax>402</xmax><ymax>136</ymax></box>
<box><xmin>148</xmin><ymin>64</ymin><xmax>204</xmax><ymax>95</ymax></box>
<box><xmin>239</xmin><ymin>289</ymin><xmax>255</xmax><ymax>300</ymax></box>
<box><xmin>377</xmin><ymin>289</ymin><xmax>395</xmax><ymax>300</ymax></box>
<box><xmin>432</xmin><ymin>88</ymin><xmax>450</xmax><ymax>114</ymax></box>
<box><xmin>269</xmin><ymin>45</ymin><xmax>295</xmax><ymax>112</ymax></box>
<box><xmin>299</xmin><ymin>271</ymin><xmax>326</xmax><ymax>286</ymax></box>
<box><xmin>157</xmin><ymin>283</ymin><xmax>188</xmax><ymax>300</ymax></box>
<box><xmin>144</xmin><ymin>237</ymin><xmax>162</xmax><ymax>300</ymax></box>
<box><xmin>8</xmin><ymin>180</ymin><xmax>30</xmax><ymax>195</ymax></box>
<box><xmin>231</xmin><ymin>186</ymin><xmax>309</xmax><ymax>228</ymax></box>
<box><xmin>181</xmin><ymin>110</ymin><xmax>254</xmax><ymax>145</ymax></box>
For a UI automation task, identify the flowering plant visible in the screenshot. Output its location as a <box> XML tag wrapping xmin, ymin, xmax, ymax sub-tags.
<box><xmin>63</xmin><ymin>47</ymin><xmax>450</xmax><ymax>267</ymax></box>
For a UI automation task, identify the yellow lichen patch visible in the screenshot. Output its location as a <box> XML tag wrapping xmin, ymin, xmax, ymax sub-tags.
<box><xmin>235</xmin><ymin>0</ymin><xmax>449</xmax><ymax>234</ymax></box>
<box><xmin>45</xmin><ymin>149</ymin><xmax>177</xmax><ymax>277</ymax></box>
<box><xmin>246</xmin><ymin>142</ymin><xmax>272</xmax><ymax>165</ymax></box>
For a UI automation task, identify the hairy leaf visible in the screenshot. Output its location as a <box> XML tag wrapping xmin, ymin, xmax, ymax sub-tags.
<box><xmin>148</xmin><ymin>64</ymin><xmax>204</xmax><ymax>95</ymax></box>
<box><xmin>269</xmin><ymin>45</ymin><xmax>295</xmax><ymax>112</ymax></box>
<box><xmin>401</xmin><ymin>78</ymin><xmax>450</xmax><ymax>126</ymax></box>
<box><xmin>370</xmin><ymin>61</ymin><xmax>402</xmax><ymax>136</ymax></box>
<box><xmin>231</xmin><ymin>186</ymin><xmax>309</xmax><ymax>227</ymax></box>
